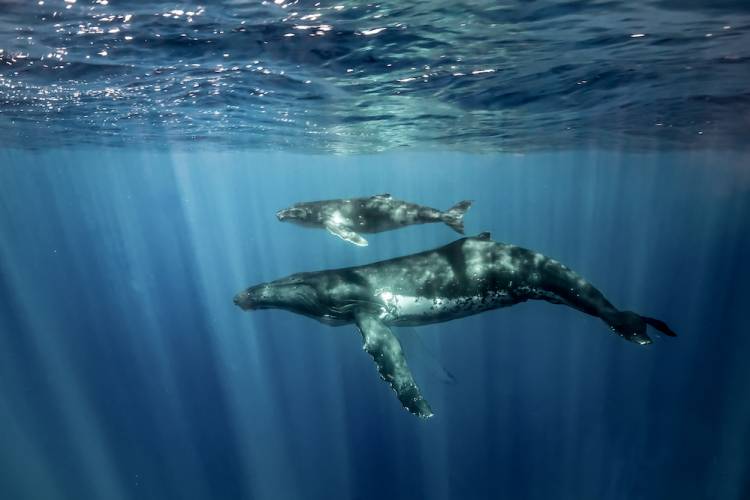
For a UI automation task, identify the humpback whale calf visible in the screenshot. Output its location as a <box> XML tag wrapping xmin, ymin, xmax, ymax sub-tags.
<box><xmin>275</xmin><ymin>194</ymin><xmax>472</xmax><ymax>246</ymax></box>
<box><xmin>233</xmin><ymin>233</ymin><xmax>676</xmax><ymax>418</ymax></box>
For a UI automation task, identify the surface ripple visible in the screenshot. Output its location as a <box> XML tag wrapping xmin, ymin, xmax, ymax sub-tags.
<box><xmin>0</xmin><ymin>0</ymin><xmax>748</xmax><ymax>152</ymax></box>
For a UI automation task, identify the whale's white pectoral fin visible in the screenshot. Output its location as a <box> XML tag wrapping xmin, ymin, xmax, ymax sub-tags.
<box><xmin>354</xmin><ymin>311</ymin><xmax>433</xmax><ymax>418</ymax></box>
<box><xmin>325</xmin><ymin>221</ymin><xmax>368</xmax><ymax>246</ymax></box>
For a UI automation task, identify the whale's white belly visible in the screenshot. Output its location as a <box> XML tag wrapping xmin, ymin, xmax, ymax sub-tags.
<box><xmin>376</xmin><ymin>289</ymin><xmax>518</xmax><ymax>324</ymax></box>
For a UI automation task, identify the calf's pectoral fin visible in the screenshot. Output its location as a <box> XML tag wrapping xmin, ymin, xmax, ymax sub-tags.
<box><xmin>324</xmin><ymin>220</ymin><xmax>368</xmax><ymax>246</ymax></box>
<box><xmin>354</xmin><ymin>311</ymin><xmax>433</xmax><ymax>418</ymax></box>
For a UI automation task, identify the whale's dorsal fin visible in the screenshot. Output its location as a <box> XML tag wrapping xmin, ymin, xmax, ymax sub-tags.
<box><xmin>476</xmin><ymin>231</ymin><xmax>491</xmax><ymax>240</ymax></box>
<box><xmin>354</xmin><ymin>311</ymin><xmax>433</xmax><ymax>418</ymax></box>
<box><xmin>324</xmin><ymin>220</ymin><xmax>368</xmax><ymax>246</ymax></box>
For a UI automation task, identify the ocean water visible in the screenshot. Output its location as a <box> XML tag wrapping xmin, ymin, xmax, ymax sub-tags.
<box><xmin>1</xmin><ymin>0</ymin><xmax>750</xmax><ymax>151</ymax></box>
<box><xmin>2</xmin><ymin>2</ymin><xmax>750</xmax><ymax>500</ymax></box>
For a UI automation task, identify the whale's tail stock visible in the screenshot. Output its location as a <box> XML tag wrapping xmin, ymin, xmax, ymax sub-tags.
<box><xmin>441</xmin><ymin>200</ymin><xmax>473</xmax><ymax>234</ymax></box>
<box><xmin>604</xmin><ymin>310</ymin><xmax>677</xmax><ymax>345</ymax></box>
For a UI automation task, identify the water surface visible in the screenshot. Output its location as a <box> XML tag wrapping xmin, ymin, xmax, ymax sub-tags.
<box><xmin>1</xmin><ymin>1</ymin><xmax>749</xmax><ymax>151</ymax></box>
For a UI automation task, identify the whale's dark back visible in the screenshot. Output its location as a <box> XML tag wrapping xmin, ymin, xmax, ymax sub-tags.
<box><xmin>326</xmin><ymin>236</ymin><xmax>522</xmax><ymax>299</ymax></box>
<box><xmin>305</xmin><ymin>195</ymin><xmax>435</xmax><ymax>233</ymax></box>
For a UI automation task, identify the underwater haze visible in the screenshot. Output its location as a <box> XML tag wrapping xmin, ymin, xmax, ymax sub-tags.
<box><xmin>3</xmin><ymin>151</ymin><xmax>750</xmax><ymax>500</ymax></box>
<box><xmin>2</xmin><ymin>2</ymin><xmax>750</xmax><ymax>500</ymax></box>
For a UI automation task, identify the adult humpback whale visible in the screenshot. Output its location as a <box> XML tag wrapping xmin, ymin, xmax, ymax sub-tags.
<box><xmin>233</xmin><ymin>233</ymin><xmax>676</xmax><ymax>418</ymax></box>
<box><xmin>275</xmin><ymin>194</ymin><xmax>472</xmax><ymax>246</ymax></box>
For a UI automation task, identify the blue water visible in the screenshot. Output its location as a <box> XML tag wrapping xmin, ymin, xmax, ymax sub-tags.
<box><xmin>1</xmin><ymin>150</ymin><xmax>749</xmax><ymax>500</ymax></box>
<box><xmin>2</xmin><ymin>1</ymin><xmax>750</xmax><ymax>499</ymax></box>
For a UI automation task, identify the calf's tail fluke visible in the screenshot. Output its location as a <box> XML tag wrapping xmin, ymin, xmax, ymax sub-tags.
<box><xmin>442</xmin><ymin>200</ymin><xmax>472</xmax><ymax>234</ymax></box>
<box><xmin>605</xmin><ymin>310</ymin><xmax>677</xmax><ymax>345</ymax></box>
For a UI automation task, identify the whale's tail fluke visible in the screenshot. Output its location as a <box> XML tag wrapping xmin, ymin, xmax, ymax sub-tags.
<box><xmin>442</xmin><ymin>200</ymin><xmax>472</xmax><ymax>234</ymax></box>
<box><xmin>605</xmin><ymin>310</ymin><xmax>677</xmax><ymax>345</ymax></box>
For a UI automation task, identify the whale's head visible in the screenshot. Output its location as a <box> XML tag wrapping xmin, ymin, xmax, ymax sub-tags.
<box><xmin>276</xmin><ymin>204</ymin><xmax>313</xmax><ymax>225</ymax></box>
<box><xmin>234</xmin><ymin>273</ymin><xmax>333</xmax><ymax>320</ymax></box>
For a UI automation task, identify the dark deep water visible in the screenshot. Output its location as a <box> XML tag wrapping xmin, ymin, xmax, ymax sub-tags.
<box><xmin>1</xmin><ymin>150</ymin><xmax>750</xmax><ymax>500</ymax></box>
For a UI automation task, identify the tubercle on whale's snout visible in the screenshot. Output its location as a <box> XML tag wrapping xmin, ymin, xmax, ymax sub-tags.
<box><xmin>234</xmin><ymin>283</ymin><xmax>279</xmax><ymax>310</ymax></box>
<box><xmin>276</xmin><ymin>207</ymin><xmax>295</xmax><ymax>221</ymax></box>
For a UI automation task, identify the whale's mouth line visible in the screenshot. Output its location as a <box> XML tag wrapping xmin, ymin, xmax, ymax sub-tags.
<box><xmin>246</xmin><ymin>304</ymin><xmax>274</xmax><ymax>311</ymax></box>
